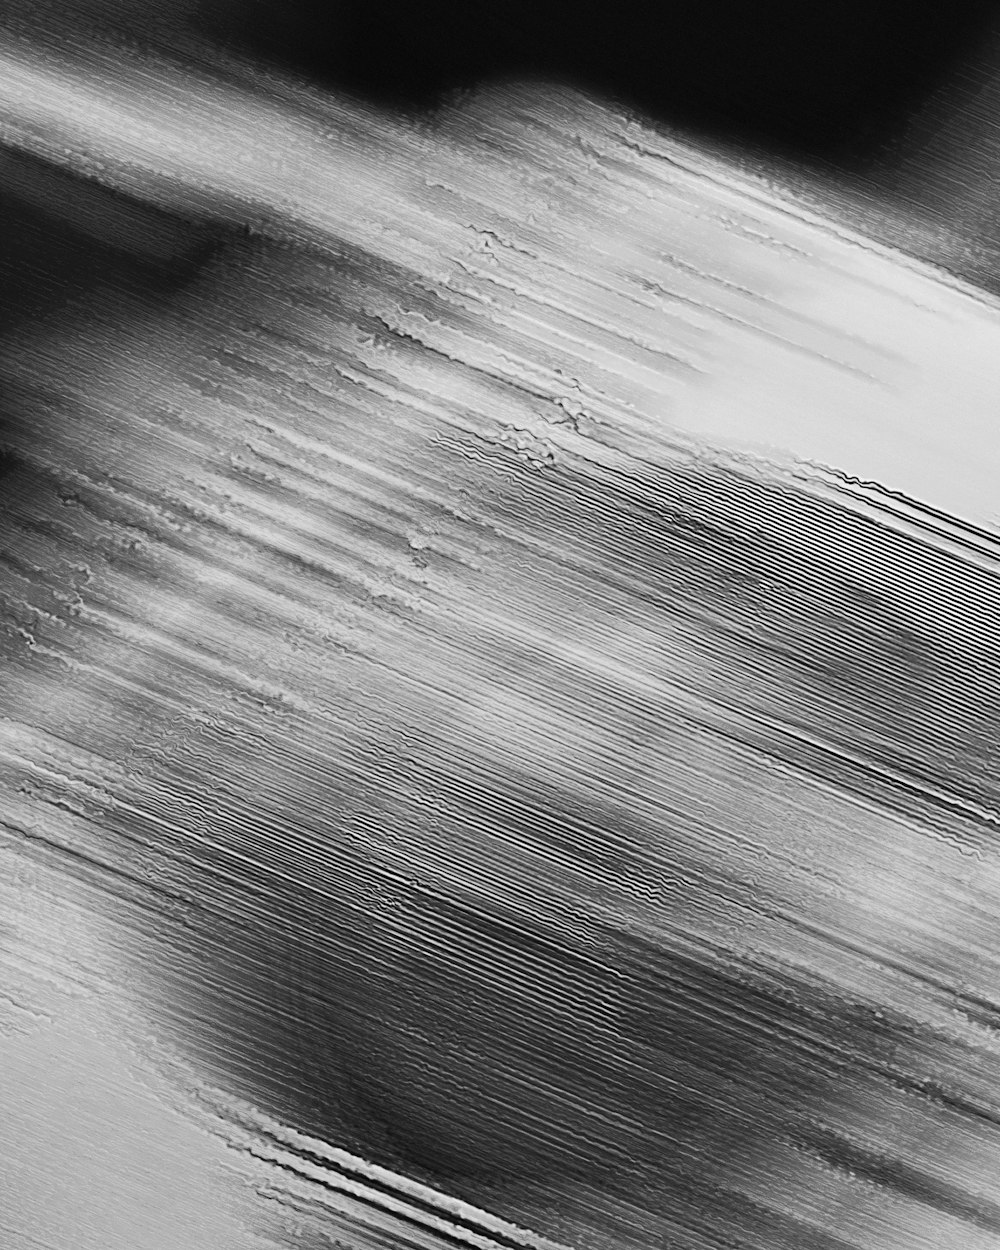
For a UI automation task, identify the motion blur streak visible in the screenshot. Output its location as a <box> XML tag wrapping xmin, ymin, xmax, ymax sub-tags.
<box><xmin>2</xmin><ymin>37</ymin><xmax>1000</xmax><ymax>1250</ymax></box>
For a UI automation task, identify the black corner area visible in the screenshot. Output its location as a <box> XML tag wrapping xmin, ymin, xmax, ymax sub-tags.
<box><xmin>192</xmin><ymin>0</ymin><xmax>996</xmax><ymax>164</ymax></box>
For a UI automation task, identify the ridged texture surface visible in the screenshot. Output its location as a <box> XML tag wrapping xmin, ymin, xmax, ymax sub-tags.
<box><xmin>3</xmin><ymin>44</ymin><xmax>1000</xmax><ymax>1250</ymax></box>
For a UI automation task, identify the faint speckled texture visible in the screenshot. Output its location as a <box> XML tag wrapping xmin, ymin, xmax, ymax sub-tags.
<box><xmin>3</xmin><ymin>36</ymin><xmax>1000</xmax><ymax>1250</ymax></box>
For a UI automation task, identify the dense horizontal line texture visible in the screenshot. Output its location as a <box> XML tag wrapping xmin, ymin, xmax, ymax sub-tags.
<box><xmin>2</xmin><ymin>43</ymin><xmax>1000</xmax><ymax>1250</ymax></box>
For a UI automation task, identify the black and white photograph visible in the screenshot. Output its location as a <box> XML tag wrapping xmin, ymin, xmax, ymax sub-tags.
<box><xmin>3</xmin><ymin>3</ymin><xmax>1000</xmax><ymax>1248</ymax></box>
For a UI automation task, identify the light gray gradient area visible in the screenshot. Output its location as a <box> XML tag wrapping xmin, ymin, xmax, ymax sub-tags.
<box><xmin>2</xmin><ymin>40</ymin><xmax>1000</xmax><ymax>1250</ymax></box>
